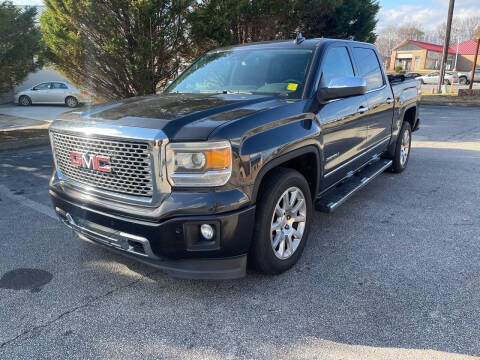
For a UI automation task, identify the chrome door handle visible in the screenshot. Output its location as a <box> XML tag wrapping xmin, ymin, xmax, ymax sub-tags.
<box><xmin>358</xmin><ymin>106</ymin><xmax>368</xmax><ymax>114</ymax></box>
<box><xmin>386</xmin><ymin>97</ymin><xmax>394</xmax><ymax>104</ymax></box>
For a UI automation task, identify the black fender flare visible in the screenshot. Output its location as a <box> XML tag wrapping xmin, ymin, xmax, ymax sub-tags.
<box><xmin>251</xmin><ymin>145</ymin><xmax>322</xmax><ymax>203</ymax></box>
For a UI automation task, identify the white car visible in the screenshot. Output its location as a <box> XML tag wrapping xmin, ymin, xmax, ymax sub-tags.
<box><xmin>416</xmin><ymin>72</ymin><xmax>458</xmax><ymax>85</ymax></box>
<box><xmin>14</xmin><ymin>81</ymin><xmax>91</xmax><ymax>108</ymax></box>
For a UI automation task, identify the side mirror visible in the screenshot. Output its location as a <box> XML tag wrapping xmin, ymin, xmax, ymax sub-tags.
<box><xmin>317</xmin><ymin>76</ymin><xmax>366</xmax><ymax>102</ymax></box>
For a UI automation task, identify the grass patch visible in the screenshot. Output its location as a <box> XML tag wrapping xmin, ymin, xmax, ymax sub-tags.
<box><xmin>0</xmin><ymin>128</ymin><xmax>48</xmax><ymax>142</ymax></box>
<box><xmin>421</xmin><ymin>95</ymin><xmax>480</xmax><ymax>107</ymax></box>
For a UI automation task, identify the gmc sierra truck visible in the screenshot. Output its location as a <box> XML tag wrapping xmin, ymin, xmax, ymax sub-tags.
<box><xmin>49</xmin><ymin>37</ymin><xmax>421</xmax><ymax>279</ymax></box>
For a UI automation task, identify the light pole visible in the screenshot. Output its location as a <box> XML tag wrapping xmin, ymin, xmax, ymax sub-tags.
<box><xmin>468</xmin><ymin>26</ymin><xmax>480</xmax><ymax>90</ymax></box>
<box><xmin>437</xmin><ymin>0</ymin><xmax>455</xmax><ymax>94</ymax></box>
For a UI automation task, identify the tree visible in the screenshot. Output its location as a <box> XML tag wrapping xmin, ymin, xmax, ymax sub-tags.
<box><xmin>375</xmin><ymin>23</ymin><xmax>425</xmax><ymax>58</ymax></box>
<box><xmin>0</xmin><ymin>1</ymin><xmax>43</xmax><ymax>95</ymax></box>
<box><xmin>190</xmin><ymin>0</ymin><xmax>379</xmax><ymax>53</ymax></box>
<box><xmin>41</xmin><ymin>0</ymin><xmax>192</xmax><ymax>100</ymax></box>
<box><xmin>296</xmin><ymin>0</ymin><xmax>379</xmax><ymax>42</ymax></box>
<box><xmin>189</xmin><ymin>0</ymin><xmax>295</xmax><ymax>52</ymax></box>
<box><xmin>436</xmin><ymin>16</ymin><xmax>480</xmax><ymax>45</ymax></box>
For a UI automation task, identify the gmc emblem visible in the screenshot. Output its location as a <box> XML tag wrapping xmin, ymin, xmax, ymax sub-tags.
<box><xmin>69</xmin><ymin>152</ymin><xmax>111</xmax><ymax>173</ymax></box>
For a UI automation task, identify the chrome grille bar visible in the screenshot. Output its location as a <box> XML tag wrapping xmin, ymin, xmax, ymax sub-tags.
<box><xmin>51</xmin><ymin>132</ymin><xmax>153</xmax><ymax>197</ymax></box>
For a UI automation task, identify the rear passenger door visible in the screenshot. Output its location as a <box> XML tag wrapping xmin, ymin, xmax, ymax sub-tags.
<box><xmin>49</xmin><ymin>82</ymin><xmax>69</xmax><ymax>104</ymax></box>
<box><xmin>352</xmin><ymin>47</ymin><xmax>394</xmax><ymax>151</ymax></box>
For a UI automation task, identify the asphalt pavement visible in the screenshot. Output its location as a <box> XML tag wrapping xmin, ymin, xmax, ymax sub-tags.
<box><xmin>0</xmin><ymin>103</ymin><xmax>74</xmax><ymax>123</ymax></box>
<box><xmin>0</xmin><ymin>105</ymin><xmax>479</xmax><ymax>359</ymax></box>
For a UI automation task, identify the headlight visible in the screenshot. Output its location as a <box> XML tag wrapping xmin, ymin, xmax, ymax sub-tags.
<box><xmin>166</xmin><ymin>140</ymin><xmax>232</xmax><ymax>187</ymax></box>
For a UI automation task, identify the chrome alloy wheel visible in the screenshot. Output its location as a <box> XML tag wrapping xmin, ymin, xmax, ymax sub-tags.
<box><xmin>400</xmin><ymin>129</ymin><xmax>410</xmax><ymax>167</ymax></box>
<box><xmin>270</xmin><ymin>186</ymin><xmax>307</xmax><ymax>260</ymax></box>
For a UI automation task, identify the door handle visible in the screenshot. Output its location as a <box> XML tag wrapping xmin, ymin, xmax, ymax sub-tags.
<box><xmin>386</xmin><ymin>97</ymin><xmax>394</xmax><ymax>104</ymax></box>
<box><xmin>357</xmin><ymin>106</ymin><xmax>368</xmax><ymax>114</ymax></box>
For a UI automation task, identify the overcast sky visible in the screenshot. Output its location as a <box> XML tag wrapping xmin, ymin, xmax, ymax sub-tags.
<box><xmin>377</xmin><ymin>0</ymin><xmax>479</xmax><ymax>31</ymax></box>
<box><xmin>12</xmin><ymin>0</ymin><xmax>480</xmax><ymax>32</ymax></box>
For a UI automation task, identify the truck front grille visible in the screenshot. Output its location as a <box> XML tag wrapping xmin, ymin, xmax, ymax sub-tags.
<box><xmin>51</xmin><ymin>132</ymin><xmax>153</xmax><ymax>197</ymax></box>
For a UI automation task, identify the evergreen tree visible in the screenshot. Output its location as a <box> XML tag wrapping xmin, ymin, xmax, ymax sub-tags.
<box><xmin>191</xmin><ymin>0</ymin><xmax>379</xmax><ymax>52</ymax></box>
<box><xmin>297</xmin><ymin>0</ymin><xmax>379</xmax><ymax>42</ymax></box>
<box><xmin>0</xmin><ymin>1</ymin><xmax>43</xmax><ymax>95</ymax></box>
<box><xmin>41</xmin><ymin>0</ymin><xmax>192</xmax><ymax>100</ymax></box>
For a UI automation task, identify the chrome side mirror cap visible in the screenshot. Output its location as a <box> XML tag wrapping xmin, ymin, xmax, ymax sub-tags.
<box><xmin>317</xmin><ymin>76</ymin><xmax>367</xmax><ymax>102</ymax></box>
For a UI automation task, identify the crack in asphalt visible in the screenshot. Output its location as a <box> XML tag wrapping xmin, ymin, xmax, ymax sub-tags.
<box><xmin>0</xmin><ymin>269</ymin><xmax>160</xmax><ymax>349</ymax></box>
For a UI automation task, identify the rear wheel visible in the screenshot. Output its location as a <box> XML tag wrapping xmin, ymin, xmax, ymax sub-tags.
<box><xmin>19</xmin><ymin>95</ymin><xmax>31</xmax><ymax>106</ymax></box>
<box><xmin>65</xmin><ymin>96</ymin><xmax>78</xmax><ymax>108</ymax></box>
<box><xmin>443</xmin><ymin>79</ymin><xmax>450</xmax><ymax>85</ymax></box>
<box><xmin>391</xmin><ymin>121</ymin><xmax>412</xmax><ymax>173</ymax></box>
<box><xmin>459</xmin><ymin>77</ymin><xmax>468</xmax><ymax>85</ymax></box>
<box><xmin>249</xmin><ymin>168</ymin><xmax>312</xmax><ymax>274</ymax></box>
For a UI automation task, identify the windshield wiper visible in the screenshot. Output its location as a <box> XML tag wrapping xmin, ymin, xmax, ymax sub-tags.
<box><xmin>198</xmin><ymin>89</ymin><xmax>254</xmax><ymax>95</ymax></box>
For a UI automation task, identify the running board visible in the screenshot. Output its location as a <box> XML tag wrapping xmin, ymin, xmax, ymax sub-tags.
<box><xmin>315</xmin><ymin>159</ymin><xmax>392</xmax><ymax>213</ymax></box>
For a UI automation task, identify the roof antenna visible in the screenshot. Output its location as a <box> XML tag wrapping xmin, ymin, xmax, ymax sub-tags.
<box><xmin>295</xmin><ymin>32</ymin><xmax>305</xmax><ymax>45</ymax></box>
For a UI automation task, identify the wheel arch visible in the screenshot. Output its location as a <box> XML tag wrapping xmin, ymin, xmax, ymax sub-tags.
<box><xmin>251</xmin><ymin>145</ymin><xmax>321</xmax><ymax>204</ymax></box>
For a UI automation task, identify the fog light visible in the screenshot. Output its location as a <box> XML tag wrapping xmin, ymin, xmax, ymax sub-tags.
<box><xmin>200</xmin><ymin>224</ymin><xmax>214</xmax><ymax>240</ymax></box>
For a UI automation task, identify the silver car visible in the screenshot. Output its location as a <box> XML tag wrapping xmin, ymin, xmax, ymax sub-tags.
<box><xmin>416</xmin><ymin>72</ymin><xmax>458</xmax><ymax>85</ymax></box>
<box><xmin>14</xmin><ymin>81</ymin><xmax>91</xmax><ymax>108</ymax></box>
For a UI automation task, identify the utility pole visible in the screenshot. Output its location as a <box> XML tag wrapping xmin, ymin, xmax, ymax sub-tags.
<box><xmin>468</xmin><ymin>26</ymin><xmax>480</xmax><ymax>90</ymax></box>
<box><xmin>437</xmin><ymin>0</ymin><xmax>455</xmax><ymax>94</ymax></box>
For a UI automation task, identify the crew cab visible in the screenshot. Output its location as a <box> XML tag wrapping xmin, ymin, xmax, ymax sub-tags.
<box><xmin>49</xmin><ymin>37</ymin><xmax>421</xmax><ymax>279</ymax></box>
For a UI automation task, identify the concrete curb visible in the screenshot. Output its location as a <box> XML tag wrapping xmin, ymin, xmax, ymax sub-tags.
<box><xmin>0</xmin><ymin>136</ymin><xmax>50</xmax><ymax>152</ymax></box>
<box><xmin>421</xmin><ymin>101</ymin><xmax>480</xmax><ymax>107</ymax></box>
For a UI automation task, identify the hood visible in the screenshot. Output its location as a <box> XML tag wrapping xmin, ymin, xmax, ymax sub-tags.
<box><xmin>57</xmin><ymin>93</ymin><xmax>289</xmax><ymax>140</ymax></box>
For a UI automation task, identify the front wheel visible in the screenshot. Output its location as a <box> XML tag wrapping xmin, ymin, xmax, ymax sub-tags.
<box><xmin>19</xmin><ymin>95</ymin><xmax>31</xmax><ymax>106</ymax></box>
<box><xmin>249</xmin><ymin>168</ymin><xmax>312</xmax><ymax>274</ymax></box>
<box><xmin>459</xmin><ymin>77</ymin><xmax>468</xmax><ymax>85</ymax></box>
<box><xmin>66</xmin><ymin>96</ymin><xmax>79</xmax><ymax>108</ymax></box>
<box><xmin>443</xmin><ymin>79</ymin><xmax>450</xmax><ymax>85</ymax></box>
<box><xmin>391</xmin><ymin>121</ymin><xmax>412</xmax><ymax>173</ymax></box>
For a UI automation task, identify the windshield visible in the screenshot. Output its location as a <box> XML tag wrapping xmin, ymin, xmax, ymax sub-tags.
<box><xmin>167</xmin><ymin>48</ymin><xmax>314</xmax><ymax>98</ymax></box>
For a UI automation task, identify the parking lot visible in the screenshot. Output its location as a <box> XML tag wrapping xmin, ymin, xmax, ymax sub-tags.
<box><xmin>0</xmin><ymin>105</ymin><xmax>479</xmax><ymax>359</ymax></box>
<box><xmin>420</xmin><ymin>82</ymin><xmax>480</xmax><ymax>94</ymax></box>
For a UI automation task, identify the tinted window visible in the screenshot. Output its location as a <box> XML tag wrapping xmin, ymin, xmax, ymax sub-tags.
<box><xmin>168</xmin><ymin>48</ymin><xmax>314</xmax><ymax>98</ymax></box>
<box><xmin>52</xmin><ymin>82</ymin><xmax>68</xmax><ymax>89</ymax></box>
<box><xmin>33</xmin><ymin>83</ymin><xmax>51</xmax><ymax>90</ymax></box>
<box><xmin>321</xmin><ymin>47</ymin><xmax>354</xmax><ymax>86</ymax></box>
<box><xmin>353</xmin><ymin>48</ymin><xmax>384</xmax><ymax>91</ymax></box>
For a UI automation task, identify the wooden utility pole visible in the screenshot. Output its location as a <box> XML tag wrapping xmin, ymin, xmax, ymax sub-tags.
<box><xmin>437</xmin><ymin>0</ymin><xmax>455</xmax><ymax>94</ymax></box>
<box><xmin>468</xmin><ymin>26</ymin><xmax>480</xmax><ymax>90</ymax></box>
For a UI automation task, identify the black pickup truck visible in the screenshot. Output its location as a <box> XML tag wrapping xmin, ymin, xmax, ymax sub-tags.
<box><xmin>49</xmin><ymin>37</ymin><xmax>421</xmax><ymax>279</ymax></box>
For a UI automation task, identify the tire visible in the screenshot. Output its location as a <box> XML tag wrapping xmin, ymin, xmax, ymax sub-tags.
<box><xmin>391</xmin><ymin>121</ymin><xmax>412</xmax><ymax>173</ymax></box>
<box><xmin>443</xmin><ymin>79</ymin><xmax>450</xmax><ymax>85</ymax></box>
<box><xmin>249</xmin><ymin>167</ymin><xmax>312</xmax><ymax>274</ymax></box>
<box><xmin>459</xmin><ymin>77</ymin><xmax>467</xmax><ymax>85</ymax></box>
<box><xmin>66</xmin><ymin>96</ymin><xmax>78</xmax><ymax>108</ymax></box>
<box><xmin>19</xmin><ymin>95</ymin><xmax>31</xmax><ymax>106</ymax></box>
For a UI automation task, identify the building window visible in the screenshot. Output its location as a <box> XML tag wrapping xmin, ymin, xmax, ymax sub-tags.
<box><xmin>425</xmin><ymin>51</ymin><xmax>456</xmax><ymax>70</ymax></box>
<box><xmin>414</xmin><ymin>56</ymin><xmax>420</xmax><ymax>70</ymax></box>
<box><xmin>425</xmin><ymin>51</ymin><xmax>441</xmax><ymax>69</ymax></box>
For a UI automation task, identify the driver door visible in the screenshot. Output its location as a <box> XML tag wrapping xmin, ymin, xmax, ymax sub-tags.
<box><xmin>30</xmin><ymin>82</ymin><xmax>52</xmax><ymax>103</ymax></box>
<box><xmin>314</xmin><ymin>45</ymin><xmax>370</xmax><ymax>186</ymax></box>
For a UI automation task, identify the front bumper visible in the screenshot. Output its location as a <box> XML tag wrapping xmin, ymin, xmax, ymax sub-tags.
<box><xmin>51</xmin><ymin>190</ymin><xmax>255</xmax><ymax>280</ymax></box>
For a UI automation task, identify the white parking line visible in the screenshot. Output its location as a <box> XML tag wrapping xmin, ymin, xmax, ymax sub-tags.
<box><xmin>0</xmin><ymin>184</ymin><xmax>57</xmax><ymax>220</ymax></box>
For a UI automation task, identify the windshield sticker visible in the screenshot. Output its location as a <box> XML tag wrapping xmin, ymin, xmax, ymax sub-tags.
<box><xmin>287</xmin><ymin>83</ymin><xmax>298</xmax><ymax>91</ymax></box>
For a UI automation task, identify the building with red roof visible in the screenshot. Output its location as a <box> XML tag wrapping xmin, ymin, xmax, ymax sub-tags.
<box><xmin>389</xmin><ymin>39</ymin><xmax>457</xmax><ymax>74</ymax></box>
<box><xmin>448</xmin><ymin>40</ymin><xmax>480</xmax><ymax>72</ymax></box>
